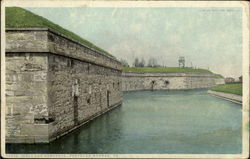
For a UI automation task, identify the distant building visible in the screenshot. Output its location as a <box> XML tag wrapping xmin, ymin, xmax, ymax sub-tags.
<box><xmin>225</xmin><ymin>77</ymin><xmax>235</xmax><ymax>83</ymax></box>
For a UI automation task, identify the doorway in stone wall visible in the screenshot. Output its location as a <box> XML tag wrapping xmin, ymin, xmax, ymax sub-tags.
<box><xmin>151</xmin><ymin>81</ymin><xmax>155</xmax><ymax>91</ymax></box>
<box><xmin>73</xmin><ymin>79</ymin><xmax>79</xmax><ymax>126</ymax></box>
<box><xmin>73</xmin><ymin>96</ymin><xmax>78</xmax><ymax>125</ymax></box>
<box><xmin>107</xmin><ymin>90</ymin><xmax>110</xmax><ymax>107</ymax></box>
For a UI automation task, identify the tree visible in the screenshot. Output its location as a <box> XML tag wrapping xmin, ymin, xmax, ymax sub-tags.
<box><xmin>133</xmin><ymin>57</ymin><xmax>140</xmax><ymax>67</ymax></box>
<box><xmin>138</xmin><ymin>58</ymin><xmax>145</xmax><ymax>67</ymax></box>
<box><xmin>147</xmin><ymin>57</ymin><xmax>159</xmax><ymax>67</ymax></box>
<box><xmin>120</xmin><ymin>58</ymin><xmax>129</xmax><ymax>67</ymax></box>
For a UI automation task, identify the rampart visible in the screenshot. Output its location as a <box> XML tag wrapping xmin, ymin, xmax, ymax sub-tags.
<box><xmin>122</xmin><ymin>72</ymin><xmax>225</xmax><ymax>91</ymax></box>
<box><xmin>5</xmin><ymin>28</ymin><xmax>122</xmax><ymax>143</ymax></box>
<box><xmin>5</xmin><ymin>28</ymin><xmax>225</xmax><ymax>144</ymax></box>
<box><xmin>207</xmin><ymin>90</ymin><xmax>242</xmax><ymax>104</ymax></box>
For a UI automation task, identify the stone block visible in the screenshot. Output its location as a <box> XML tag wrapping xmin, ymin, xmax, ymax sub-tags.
<box><xmin>22</xmin><ymin>113</ymin><xmax>34</xmax><ymax>124</ymax></box>
<box><xmin>34</xmin><ymin>135</ymin><xmax>49</xmax><ymax>143</ymax></box>
<box><xmin>34</xmin><ymin>72</ymin><xmax>47</xmax><ymax>81</ymax></box>
<box><xmin>14</xmin><ymin>90</ymin><xmax>26</xmax><ymax>96</ymax></box>
<box><xmin>24</xmin><ymin>136</ymin><xmax>35</xmax><ymax>144</ymax></box>
<box><xmin>6</xmin><ymin>137</ymin><xmax>26</xmax><ymax>143</ymax></box>
<box><xmin>20</xmin><ymin>123</ymin><xmax>48</xmax><ymax>136</ymax></box>
<box><xmin>19</xmin><ymin>73</ymin><xmax>34</xmax><ymax>82</ymax></box>
<box><xmin>6</xmin><ymin>90</ymin><xmax>14</xmax><ymax>96</ymax></box>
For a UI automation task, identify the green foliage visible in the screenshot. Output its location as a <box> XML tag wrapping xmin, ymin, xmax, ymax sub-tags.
<box><xmin>5</xmin><ymin>7</ymin><xmax>113</xmax><ymax>57</ymax></box>
<box><xmin>211</xmin><ymin>83</ymin><xmax>242</xmax><ymax>96</ymax></box>
<box><xmin>213</xmin><ymin>74</ymin><xmax>224</xmax><ymax>78</ymax></box>
<box><xmin>122</xmin><ymin>67</ymin><xmax>213</xmax><ymax>73</ymax></box>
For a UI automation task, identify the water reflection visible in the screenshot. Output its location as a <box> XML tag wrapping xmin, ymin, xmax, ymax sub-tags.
<box><xmin>6</xmin><ymin>89</ymin><xmax>242</xmax><ymax>154</ymax></box>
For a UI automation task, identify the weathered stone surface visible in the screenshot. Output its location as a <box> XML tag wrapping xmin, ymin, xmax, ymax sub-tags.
<box><xmin>5</xmin><ymin>28</ymin><xmax>225</xmax><ymax>144</ymax></box>
<box><xmin>34</xmin><ymin>135</ymin><xmax>49</xmax><ymax>143</ymax></box>
<box><xmin>5</xmin><ymin>29</ymin><xmax>122</xmax><ymax>143</ymax></box>
<box><xmin>6</xmin><ymin>28</ymin><xmax>121</xmax><ymax>71</ymax></box>
<box><xmin>122</xmin><ymin>72</ymin><xmax>225</xmax><ymax>91</ymax></box>
<box><xmin>47</xmin><ymin>53</ymin><xmax>122</xmax><ymax>139</ymax></box>
<box><xmin>20</xmin><ymin>124</ymin><xmax>48</xmax><ymax>136</ymax></box>
<box><xmin>5</xmin><ymin>52</ymin><xmax>49</xmax><ymax>143</ymax></box>
<box><xmin>6</xmin><ymin>30</ymin><xmax>49</xmax><ymax>52</ymax></box>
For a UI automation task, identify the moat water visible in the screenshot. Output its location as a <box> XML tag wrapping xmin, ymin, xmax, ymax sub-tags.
<box><xmin>6</xmin><ymin>89</ymin><xmax>242</xmax><ymax>154</ymax></box>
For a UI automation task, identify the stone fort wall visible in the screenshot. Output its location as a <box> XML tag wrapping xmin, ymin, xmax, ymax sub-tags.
<box><xmin>5</xmin><ymin>28</ymin><xmax>225</xmax><ymax>144</ymax></box>
<box><xmin>122</xmin><ymin>72</ymin><xmax>225</xmax><ymax>91</ymax></box>
<box><xmin>5</xmin><ymin>28</ymin><xmax>122</xmax><ymax>143</ymax></box>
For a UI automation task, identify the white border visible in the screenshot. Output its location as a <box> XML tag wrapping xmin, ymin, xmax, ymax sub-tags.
<box><xmin>1</xmin><ymin>0</ymin><xmax>249</xmax><ymax>158</ymax></box>
<box><xmin>241</xmin><ymin>1</ymin><xmax>249</xmax><ymax>157</ymax></box>
<box><xmin>1</xmin><ymin>0</ymin><xmax>249</xmax><ymax>8</ymax></box>
<box><xmin>1</xmin><ymin>0</ymin><xmax>6</xmax><ymax>158</ymax></box>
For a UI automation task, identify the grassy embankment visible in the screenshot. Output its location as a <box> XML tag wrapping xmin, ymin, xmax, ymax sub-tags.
<box><xmin>211</xmin><ymin>83</ymin><xmax>242</xmax><ymax>96</ymax></box>
<box><xmin>122</xmin><ymin>66</ymin><xmax>212</xmax><ymax>73</ymax></box>
<box><xmin>212</xmin><ymin>74</ymin><xmax>224</xmax><ymax>78</ymax></box>
<box><xmin>5</xmin><ymin>7</ymin><xmax>113</xmax><ymax>57</ymax></box>
<box><xmin>122</xmin><ymin>67</ymin><xmax>223</xmax><ymax>77</ymax></box>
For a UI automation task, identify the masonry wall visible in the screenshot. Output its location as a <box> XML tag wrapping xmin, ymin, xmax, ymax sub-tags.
<box><xmin>47</xmin><ymin>54</ymin><xmax>122</xmax><ymax>141</ymax></box>
<box><xmin>5</xmin><ymin>53</ymin><xmax>49</xmax><ymax>143</ymax></box>
<box><xmin>122</xmin><ymin>72</ymin><xmax>225</xmax><ymax>91</ymax></box>
<box><xmin>5</xmin><ymin>28</ymin><xmax>122</xmax><ymax>143</ymax></box>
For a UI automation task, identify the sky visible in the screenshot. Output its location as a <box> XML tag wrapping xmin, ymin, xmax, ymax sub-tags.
<box><xmin>26</xmin><ymin>7</ymin><xmax>242</xmax><ymax>78</ymax></box>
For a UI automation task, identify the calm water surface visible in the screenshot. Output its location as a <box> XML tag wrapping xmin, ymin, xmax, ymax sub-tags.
<box><xmin>6</xmin><ymin>89</ymin><xmax>242</xmax><ymax>154</ymax></box>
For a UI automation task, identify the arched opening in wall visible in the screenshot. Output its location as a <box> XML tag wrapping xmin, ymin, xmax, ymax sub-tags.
<box><xmin>67</xmin><ymin>59</ymin><xmax>74</xmax><ymax>68</ymax></box>
<box><xmin>165</xmin><ymin>80</ymin><xmax>169</xmax><ymax>85</ymax></box>
<box><xmin>67</xmin><ymin>59</ymin><xmax>71</xmax><ymax>67</ymax></box>
<box><xmin>87</xmin><ymin>97</ymin><xmax>91</xmax><ymax>104</ymax></box>
<box><xmin>87</xmin><ymin>64</ymin><xmax>90</xmax><ymax>73</ymax></box>
<box><xmin>99</xmin><ymin>92</ymin><xmax>102</xmax><ymax>108</ymax></box>
<box><xmin>71</xmin><ymin>60</ymin><xmax>74</xmax><ymax>67</ymax></box>
<box><xmin>73</xmin><ymin>96</ymin><xmax>78</xmax><ymax>125</ymax></box>
<box><xmin>151</xmin><ymin>81</ymin><xmax>155</xmax><ymax>91</ymax></box>
<box><xmin>107</xmin><ymin>90</ymin><xmax>110</xmax><ymax>107</ymax></box>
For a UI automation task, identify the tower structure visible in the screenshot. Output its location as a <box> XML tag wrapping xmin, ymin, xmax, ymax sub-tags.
<box><xmin>178</xmin><ymin>56</ymin><xmax>185</xmax><ymax>68</ymax></box>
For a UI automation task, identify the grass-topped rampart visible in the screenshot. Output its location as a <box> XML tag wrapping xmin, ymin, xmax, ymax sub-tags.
<box><xmin>212</xmin><ymin>74</ymin><xmax>224</xmax><ymax>78</ymax></box>
<box><xmin>211</xmin><ymin>83</ymin><xmax>242</xmax><ymax>96</ymax></box>
<box><xmin>122</xmin><ymin>66</ymin><xmax>215</xmax><ymax>74</ymax></box>
<box><xmin>5</xmin><ymin>7</ymin><xmax>113</xmax><ymax>57</ymax></box>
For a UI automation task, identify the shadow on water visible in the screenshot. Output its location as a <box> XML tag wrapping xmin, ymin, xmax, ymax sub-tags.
<box><xmin>6</xmin><ymin>89</ymin><xmax>242</xmax><ymax>154</ymax></box>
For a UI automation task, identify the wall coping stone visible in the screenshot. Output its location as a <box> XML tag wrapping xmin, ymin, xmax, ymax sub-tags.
<box><xmin>6</xmin><ymin>28</ymin><xmax>121</xmax><ymax>69</ymax></box>
<box><xmin>5</xmin><ymin>28</ymin><xmax>120</xmax><ymax>63</ymax></box>
<box><xmin>122</xmin><ymin>71</ymin><xmax>223</xmax><ymax>78</ymax></box>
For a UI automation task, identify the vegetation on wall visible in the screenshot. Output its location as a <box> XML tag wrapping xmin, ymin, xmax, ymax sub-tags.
<box><xmin>122</xmin><ymin>66</ymin><xmax>214</xmax><ymax>73</ymax></box>
<box><xmin>213</xmin><ymin>74</ymin><xmax>224</xmax><ymax>78</ymax></box>
<box><xmin>211</xmin><ymin>83</ymin><xmax>242</xmax><ymax>96</ymax></box>
<box><xmin>5</xmin><ymin>7</ymin><xmax>113</xmax><ymax>57</ymax></box>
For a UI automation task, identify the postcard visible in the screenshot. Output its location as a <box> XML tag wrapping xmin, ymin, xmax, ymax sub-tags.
<box><xmin>1</xmin><ymin>0</ymin><xmax>249</xmax><ymax>158</ymax></box>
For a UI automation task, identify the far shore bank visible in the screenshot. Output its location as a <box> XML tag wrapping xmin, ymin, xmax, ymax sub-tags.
<box><xmin>207</xmin><ymin>90</ymin><xmax>242</xmax><ymax>105</ymax></box>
